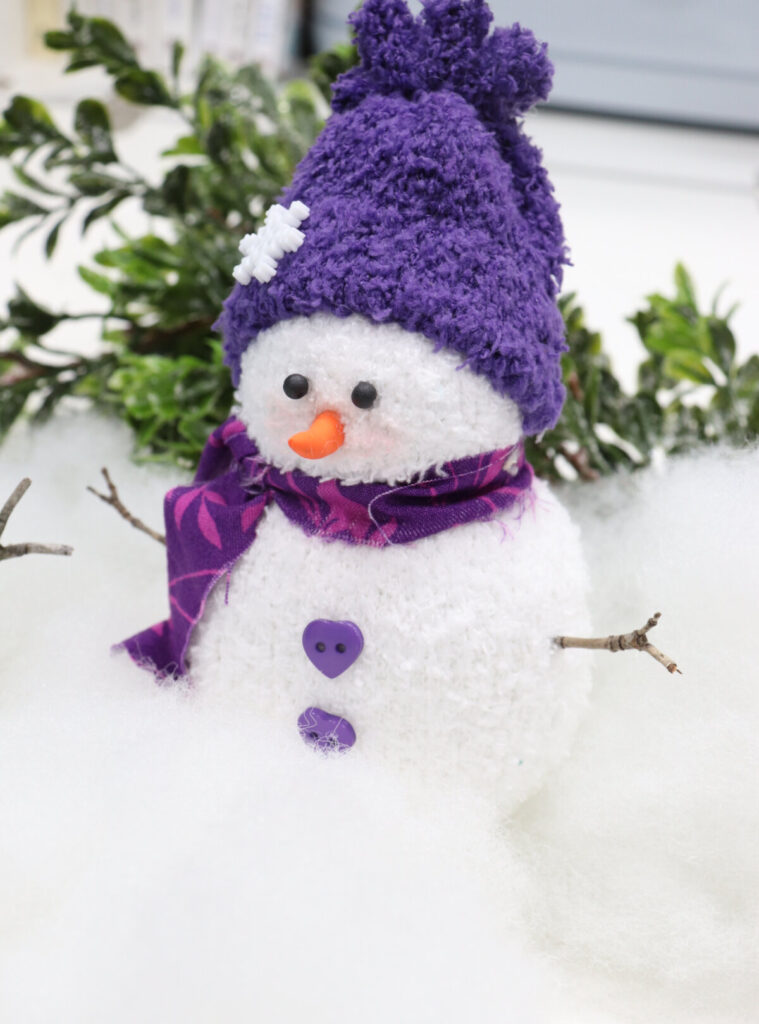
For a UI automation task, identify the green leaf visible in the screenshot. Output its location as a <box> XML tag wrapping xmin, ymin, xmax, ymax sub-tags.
<box><xmin>12</xmin><ymin>165</ymin><xmax>62</xmax><ymax>196</ymax></box>
<box><xmin>68</xmin><ymin>169</ymin><xmax>124</xmax><ymax>196</ymax></box>
<box><xmin>746</xmin><ymin>394</ymin><xmax>759</xmax><ymax>437</ymax></box>
<box><xmin>94</xmin><ymin>234</ymin><xmax>180</xmax><ymax>285</ymax></box>
<box><xmin>43</xmin><ymin>30</ymin><xmax>75</xmax><ymax>50</ymax></box>
<box><xmin>735</xmin><ymin>355</ymin><xmax>759</xmax><ymax>398</ymax></box>
<box><xmin>661</xmin><ymin>350</ymin><xmax>714</xmax><ymax>385</ymax></box>
<box><xmin>3</xmin><ymin>95</ymin><xmax>63</xmax><ymax>143</ymax></box>
<box><xmin>78</xmin><ymin>265</ymin><xmax>116</xmax><ymax>295</ymax></box>
<box><xmin>171</xmin><ymin>41</ymin><xmax>184</xmax><ymax>83</ymax></box>
<box><xmin>0</xmin><ymin>122</ymin><xmax>21</xmax><ymax>157</ymax></box>
<box><xmin>283</xmin><ymin>79</ymin><xmax>322</xmax><ymax>142</ymax></box>
<box><xmin>7</xmin><ymin>288</ymin><xmax>62</xmax><ymax>336</ymax></box>
<box><xmin>87</xmin><ymin>17</ymin><xmax>138</xmax><ymax>66</ymax></box>
<box><xmin>642</xmin><ymin>310</ymin><xmax>710</xmax><ymax>358</ymax></box>
<box><xmin>162</xmin><ymin>134</ymin><xmax>204</xmax><ymax>157</ymax></box>
<box><xmin>707</xmin><ymin>317</ymin><xmax>736</xmax><ymax>376</ymax></box>
<box><xmin>0</xmin><ymin>380</ymin><xmax>36</xmax><ymax>440</ymax></box>
<box><xmin>65</xmin><ymin>58</ymin><xmax>101</xmax><ymax>72</ymax></box>
<box><xmin>673</xmin><ymin>262</ymin><xmax>697</xmax><ymax>310</ymax></box>
<box><xmin>130</xmin><ymin>234</ymin><xmax>183</xmax><ymax>266</ymax></box>
<box><xmin>637</xmin><ymin>356</ymin><xmax>664</xmax><ymax>394</ymax></box>
<box><xmin>31</xmin><ymin>377</ymin><xmax>81</xmax><ymax>424</ymax></box>
<box><xmin>53</xmin><ymin>14</ymin><xmax>138</xmax><ymax>73</ymax></box>
<box><xmin>206</xmin><ymin>120</ymin><xmax>233</xmax><ymax>165</ymax></box>
<box><xmin>82</xmin><ymin>190</ymin><xmax>129</xmax><ymax>232</ymax></box>
<box><xmin>44</xmin><ymin>215</ymin><xmax>66</xmax><ymax>257</ymax></box>
<box><xmin>234</xmin><ymin>64</ymin><xmax>279</xmax><ymax>120</ymax></box>
<box><xmin>160</xmin><ymin>164</ymin><xmax>192</xmax><ymax>212</ymax></box>
<box><xmin>74</xmin><ymin>99</ymin><xmax>116</xmax><ymax>162</ymax></box>
<box><xmin>0</xmin><ymin>191</ymin><xmax>49</xmax><ymax>228</ymax></box>
<box><xmin>115</xmin><ymin>68</ymin><xmax>173</xmax><ymax>106</ymax></box>
<box><xmin>42</xmin><ymin>139</ymin><xmax>71</xmax><ymax>171</ymax></box>
<box><xmin>309</xmin><ymin>42</ymin><xmax>358</xmax><ymax>102</ymax></box>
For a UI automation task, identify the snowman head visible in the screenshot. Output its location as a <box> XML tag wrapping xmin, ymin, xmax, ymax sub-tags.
<box><xmin>217</xmin><ymin>0</ymin><xmax>568</xmax><ymax>470</ymax></box>
<box><xmin>237</xmin><ymin>313</ymin><xmax>522</xmax><ymax>484</ymax></box>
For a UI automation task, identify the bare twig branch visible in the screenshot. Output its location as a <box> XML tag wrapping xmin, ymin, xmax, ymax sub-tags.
<box><xmin>1</xmin><ymin>349</ymin><xmax>82</xmax><ymax>386</ymax></box>
<box><xmin>87</xmin><ymin>468</ymin><xmax>166</xmax><ymax>546</ymax></box>
<box><xmin>558</xmin><ymin>444</ymin><xmax>600</xmax><ymax>482</ymax></box>
<box><xmin>0</xmin><ymin>478</ymin><xmax>74</xmax><ymax>561</ymax></box>
<box><xmin>132</xmin><ymin>315</ymin><xmax>215</xmax><ymax>355</ymax></box>
<box><xmin>1</xmin><ymin>542</ymin><xmax>74</xmax><ymax>559</ymax></box>
<box><xmin>566</xmin><ymin>370</ymin><xmax>584</xmax><ymax>403</ymax></box>
<box><xmin>0</xmin><ymin>350</ymin><xmax>42</xmax><ymax>371</ymax></box>
<box><xmin>555</xmin><ymin>611</ymin><xmax>681</xmax><ymax>675</ymax></box>
<box><xmin>0</xmin><ymin>477</ymin><xmax>31</xmax><ymax>540</ymax></box>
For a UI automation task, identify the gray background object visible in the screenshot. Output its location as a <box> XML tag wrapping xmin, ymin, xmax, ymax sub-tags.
<box><xmin>312</xmin><ymin>0</ymin><xmax>759</xmax><ymax>132</ymax></box>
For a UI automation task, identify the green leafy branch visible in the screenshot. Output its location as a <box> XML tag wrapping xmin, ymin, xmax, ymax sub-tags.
<box><xmin>526</xmin><ymin>265</ymin><xmax>755</xmax><ymax>481</ymax></box>
<box><xmin>0</xmin><ymin>10</ymin><xmax>755</xmax><ymax>479</ymax></box>
<box><xmin>0</xmin><ymin>10</ymin><xmax>356</xmax><ymax>466</ymax></box>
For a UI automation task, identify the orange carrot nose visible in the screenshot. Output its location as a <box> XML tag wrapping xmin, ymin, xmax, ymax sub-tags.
<box><xmin>288</xmin><ymin>410</ymin><xmax>345</xmax><ymax>460</ymax></box>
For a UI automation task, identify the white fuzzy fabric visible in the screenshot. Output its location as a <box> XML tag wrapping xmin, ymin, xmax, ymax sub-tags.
<box><xmin>191</xmin><ymin>484</ymin><xmax>592</xmax><ymax>814</ymax></box>
<box><xmin>1</xmin><ymin>415</ymin><xmax>758</xmax><ymax>1024</ymax></box>
<box><xmin>203</xmin><ymin>313</ymin><xmax>591</xmax><ymax>812</ymax></box>
<box><xmin>237</xmin><ymin>313</ymin><xmax>524</xmax><ymax>484</ymax></box>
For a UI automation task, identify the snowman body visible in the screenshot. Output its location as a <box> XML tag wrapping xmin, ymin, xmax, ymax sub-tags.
<box><xmin>188</xmin><ymin>314</ymin><xmax>592</xmax><ymax>809</ymax></box>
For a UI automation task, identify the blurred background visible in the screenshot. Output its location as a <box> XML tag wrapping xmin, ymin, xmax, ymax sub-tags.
<box><xmin>0</xmin><ymin>0</ymin><xmax>757</xmax><ymax>437</ymax></box>
<box><xmin>3</xmin><ymin>0</ymin><xmax>759</xmax><ymax>128</ymax></box>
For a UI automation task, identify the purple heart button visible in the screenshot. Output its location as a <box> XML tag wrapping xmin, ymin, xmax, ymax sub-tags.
<box><xmin>302</xmin><ymin>619</ymin><xmax>364</xmax><ymax>679</ymax></box>
<box><xmin>298</xmin><ymin>707</ymin><xmax>357</xmax><ymax>753</ymax></box>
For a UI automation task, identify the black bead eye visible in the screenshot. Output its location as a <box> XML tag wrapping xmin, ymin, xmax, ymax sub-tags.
<box><xmin>351</xmin><ymin>381</ymin><xmax>377</xmax><ymax>409</ymax></box>
<box><xmin>283</xmin><ymin>373</ymin><xmax>309</xmax><ymax>400</ymax></box>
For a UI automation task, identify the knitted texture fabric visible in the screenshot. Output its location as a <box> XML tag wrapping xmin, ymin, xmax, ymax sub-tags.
<box><xmin>218</xmin><ymin>0</ymin><xmax>568</xmax><ymax>435</ymax></box>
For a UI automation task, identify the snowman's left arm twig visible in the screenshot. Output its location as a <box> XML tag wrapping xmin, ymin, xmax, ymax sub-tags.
<box><xmin>555</xmin><ymin>612</ymin><xmax>681</xmax><ymax>675</ymax></box>
<box><xmin>87</xmin><ymin>468</ymin><xmax>166</xmax><ymax>546</ymax></box>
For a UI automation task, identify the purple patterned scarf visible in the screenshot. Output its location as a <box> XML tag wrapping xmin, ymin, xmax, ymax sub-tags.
<box><xmin>120</xmin><ymin>417</ymin><xmax>534</xmax><ymax>678</ymax></box>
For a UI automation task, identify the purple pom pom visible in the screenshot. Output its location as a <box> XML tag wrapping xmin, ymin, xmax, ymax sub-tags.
<box><xmin>333</xmin><ymin>0</ymin><xmax>554</xmax><ymax>124</ymax></box>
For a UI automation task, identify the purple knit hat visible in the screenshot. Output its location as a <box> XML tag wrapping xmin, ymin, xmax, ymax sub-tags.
<box><xmin>218</xmin><ymin>0</ymin><xmax>568</xmax><ymax>435</ymax></box>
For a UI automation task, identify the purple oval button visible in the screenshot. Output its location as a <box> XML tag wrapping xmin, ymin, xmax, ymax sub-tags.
<box><xmin>298</xmin><ymin>707</ymin><xmax>356</xmax><ymax>753</ymax></box>
<box><xmin>302</xmin><ymin>619</ymin><xmax>364</xmax><ymax>679</ymax></box>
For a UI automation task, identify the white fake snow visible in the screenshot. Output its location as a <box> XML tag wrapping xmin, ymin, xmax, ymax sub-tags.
<box><xmin>0</xmin><ymin>413</ymin><xmax>757</xmax><ymax>1024</ymax></box>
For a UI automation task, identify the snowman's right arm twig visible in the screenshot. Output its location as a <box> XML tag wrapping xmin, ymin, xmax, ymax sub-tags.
<box><xmin>87</xmin><ymin>468</ymin><xmax>166</xmax><ymax>546</ymax></box>
<box><xmin>555</xmin><ymin>612</ymin><xmax>681</xmax><ymax>675</ymax></box>
<box><xmin>0</xmin><ymin>478</ymin><xmax>73</xmax><ymax>561</ymax></box>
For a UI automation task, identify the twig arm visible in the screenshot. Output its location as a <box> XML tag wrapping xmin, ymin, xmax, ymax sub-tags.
<box><xmin>0</xmin><ymin>478</ymin><xmax>32</xmax><ymax>540</ymax></box>
<box><xmin>1</xmin><ymin>542</ymin><xmax>74</xmax><ymax>560</ymax></box>
<box><xmin>87</xmin><ymin>468</ymin><xmax>166</xmax><ymax>546</ymax></box>
<box><xmin>555</xmin><ymin>612</ymin><xmax>681</xmax><ymax>675</ymax></box>
<box><xmin>0</xmin><ymin>478</ymin><xmax>73</xmax><ymax>561</ymax></box>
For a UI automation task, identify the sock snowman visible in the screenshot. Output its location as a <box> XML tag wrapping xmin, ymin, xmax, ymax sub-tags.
<box><xmin>122</xmin><ymin>0</ymin><xmax>592</xmax><ymax>812</ymax></box>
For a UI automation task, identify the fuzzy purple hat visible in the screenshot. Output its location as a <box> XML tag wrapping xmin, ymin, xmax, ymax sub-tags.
<box><xmin>218</xmin><ymin>0</ymin><xmax>568</xmax><ymax>435</ymax></box>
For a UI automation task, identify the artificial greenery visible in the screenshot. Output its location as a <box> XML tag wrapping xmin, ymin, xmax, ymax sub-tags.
<box><xmin>526</xmin><ymin>267</ymin><xmax>755</xmax><ymax>481</ymax></box>
<box><xmin>0</xmin><ymin>11</ymin><xmax>756</xmax><ymax>479</ymax></box>
<box><xmin>0</xmin><ymin>11</ymin><xmax>356</xmax><ymax>465</ymax></box>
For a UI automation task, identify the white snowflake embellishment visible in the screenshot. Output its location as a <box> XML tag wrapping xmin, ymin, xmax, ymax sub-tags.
<box><xmin>233</xmin><ymin>200</ymin><xmax>310</xmax><ymax>286</ymax></box>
